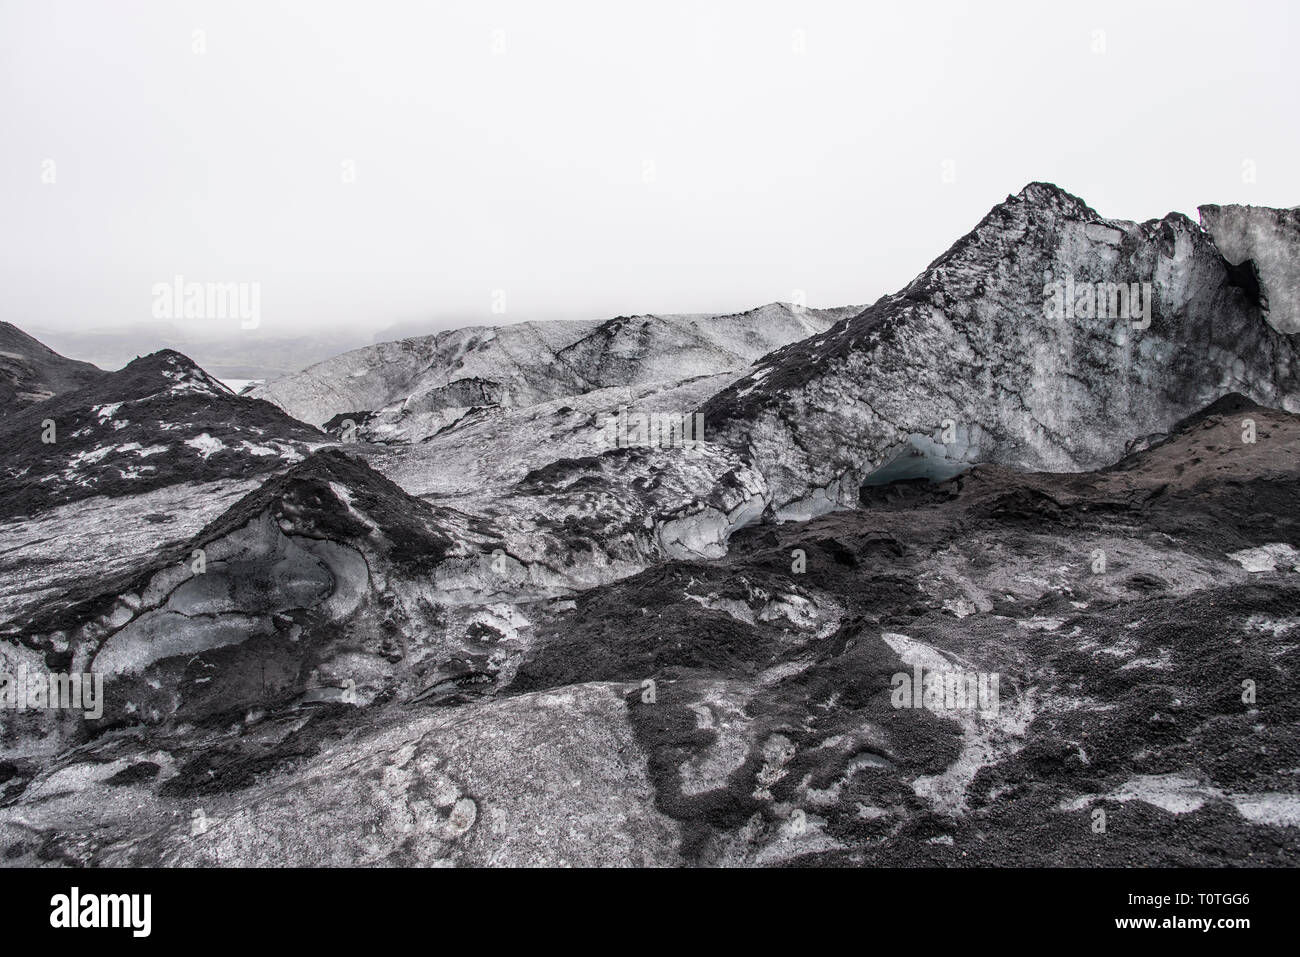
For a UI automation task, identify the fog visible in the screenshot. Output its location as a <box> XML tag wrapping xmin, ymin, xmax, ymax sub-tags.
<box><xmin>2</xmin><ymin>0</ymin><xmax>1295</xmax><ymax>355</ymax></box>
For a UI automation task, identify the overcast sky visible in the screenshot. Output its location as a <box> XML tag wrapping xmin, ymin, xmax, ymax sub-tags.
<box><xmin>2</xmin><ymin>0</ymin><xmax>1296</xmax><ymax>343</ymax></box>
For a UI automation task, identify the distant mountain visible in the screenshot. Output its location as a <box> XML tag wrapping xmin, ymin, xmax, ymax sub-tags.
<box><xmin>27</xmin><ymin>323</ymin><xmax>378</xmax><ymax>384</ymax></box>
<box><xmin>0</xmin><ymin>321</ymin><xmax>106</xmax><ymax>416</ymax></box>
<box><xmin>249</xmin><ymin>302</ymin><xmax>862</xmax><ymax>428</ymax></box>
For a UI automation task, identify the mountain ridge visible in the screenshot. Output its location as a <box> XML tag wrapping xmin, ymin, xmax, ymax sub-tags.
<box><xmin>0</xmin><ymin>349</ymin><xmax>325</xmax><ymax>518</ymax></box>
<box><xmin>2</xmin><ymin>182</ymin><xmax>1299</xmax><ymax>868</ymax></box>
<box><xmin>0</xmin><ymin>321</ymin><xmax>107</xmax><ymax>416</ymax></box>
<box><xmin>249</xmin><ymin>301</ymin><xmax>861</xmax><ymax>430</ymax></box>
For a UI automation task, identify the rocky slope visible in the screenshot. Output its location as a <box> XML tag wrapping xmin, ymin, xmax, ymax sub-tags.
<box><xmin>342</xmin><ymin>184</ymin><xmax>1300</xmax><ymax>593</ymax></box>
<box><xmin>700</xmin><ymin>183</ymin><xmax>1300</xmax><ymax>522</ymax></box>
<box><xmin>0</xmin><ymin>322</ymin><xmax>105</xmax><ymax>416</ymax></box>
<box><xmin>1</xmin><ymin>183</ymin><xmax>1298</xmax><ymax>868</ymax></box>
<box><xmin>2</xmin><ymin>450</ymin><xmax>503</xmax><ymax>756</ymax></box>
<box><xmin>1200</xmin><ymin>204</ymin><xmax>1300</xmax><ymax>334</ymax></box>
<box><xmin>2</xmin><ymin>393</ymin><xmax>1296</xmax><ymax>866</ymax></box>
<box><xmin>0</xmin><ymin>350</ymin><xmax>325</xmax><ymax>519</ymax></box>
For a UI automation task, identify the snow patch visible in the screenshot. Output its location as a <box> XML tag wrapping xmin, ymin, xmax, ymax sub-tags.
<box><xmin>185</xmin><ymin>433</ymin><xmax>226</xmax><ymax>459</ymax></box>
<box><xmin>1228</xmin><ymin>543</ymin><xmax>1300</xmax><ymax>573</ymax></box>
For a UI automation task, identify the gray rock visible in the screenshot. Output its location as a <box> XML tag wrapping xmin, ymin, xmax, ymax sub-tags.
<box><xmin>250</xmin><ymin>302</ymin><xmax>859</xmax><ymax>428</ymax></box>
<box><xmin>1200</xmin><ymin>203</ymin><xmax>1300</xmax><ymax>333</ymax></box>
<box><xmin>4</xmin><ymin>183</ymin><xmax>1300</xmax><ymax>869</ymax></box>
<box><xmin>701</xmin><ymin>183</ymin><xmax>1300</xmax><ymax>520</ymax></box>
<box><xmin>0</xmin><ymin>322</ymin><xmax>105</xmax><ymax>416</ymax></box>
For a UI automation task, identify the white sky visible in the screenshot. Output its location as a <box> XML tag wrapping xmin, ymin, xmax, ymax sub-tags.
<box><xmin>2</xmin><ymin>0</ymin><xmax>1296</xmax><ymax>339</ymax></box>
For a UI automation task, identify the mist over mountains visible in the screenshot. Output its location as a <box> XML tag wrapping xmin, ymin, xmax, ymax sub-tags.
<box><xmin>25</xmin><ymin>323</ymin><xmax>392</xmax><ymax>385</ymax></box>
